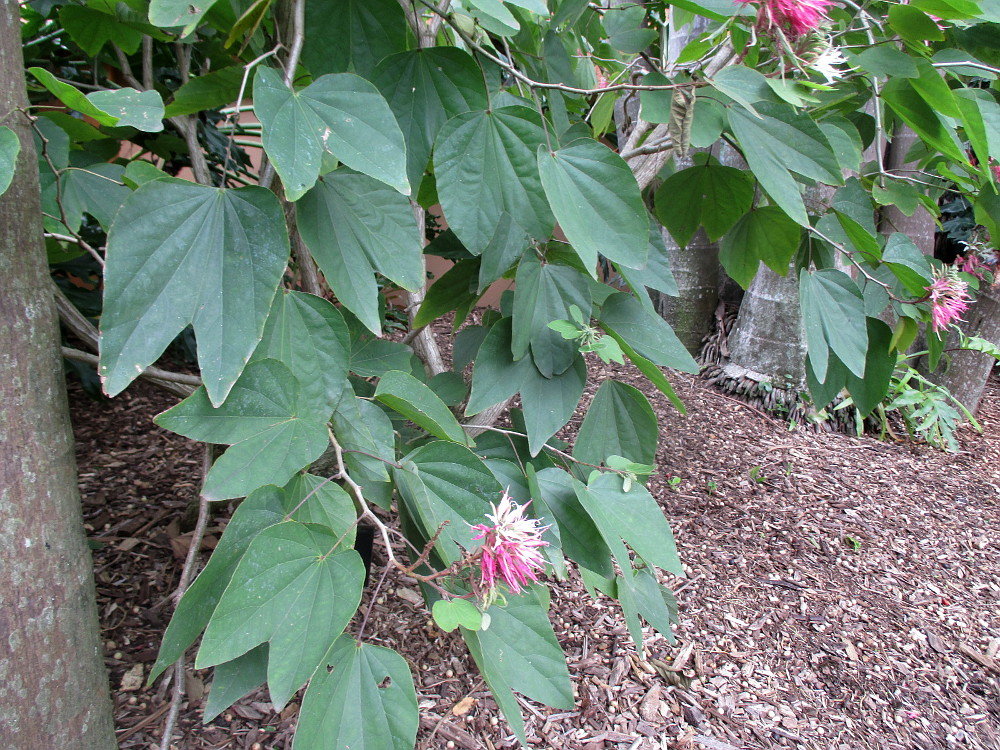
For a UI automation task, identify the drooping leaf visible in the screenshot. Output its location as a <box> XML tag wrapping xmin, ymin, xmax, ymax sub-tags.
<box><xmin>375</xmin><ymin>370</ymin><xmax>470</xmax><ymax>445</ymax></box>
<box><xmin>298</xmin><ymin>169</ymin><xmax>422</xmax><ymax>333</ymax></box>
<box><xmin>86</xmin><ymin>88</ymin><xmax>165</xmax><ymax>132</ymax></box>
<box><xmin>252</xmin><ymin>290</ymin><xmax>351</xmax><ymax>414</ymax></box>
<box><xmin>373</xmin><ymin>47</ymin><xmax>489</xmax><ymax>189</ymax></box>
<box><xmin>711</xmin><ymin>65</ymin><xmax>775</xmax><ymax>112</ymax></box>
<box><xmin>413</xmin><ymin>260</ymin><xmax>482</xmax><ymax>328</ymax></box>
<box><xmin>520</xmin><ymin>356</ymin><xmax>587</xmax><ymax>456</ymax></box>
<box><xmin>478</xmin><ymin>212</ymin><xmax>530</xmax><ymax>291</ymax></box>
<box><xmin>302</xmin><ymin>0</ymin><xmax>409</xmax><ymax>79</ymax></box>
<box><xmin>149</xmin><ymin>0</ymin><xmax>221</xmax><ymax>33</ymax></box>
<box><xmin>435</xmin><ymin>106</ymin><xmax>553</xmax><ymax>253</ymax></box>
<box><xmin>154</xmin><ymin>360</ymin><xmax>330</xmax><ymax>501</ymax></box>
<box><xmin>28</xmin><ymin>67</ymin><xmax>121</xmax><ymax>126</ymax></box>
<box><xmin>0</xmin><ymin>126</ymin><xmax>18</xmax><ymax>198</ymax></box>
<box><xmin>295</xmin><ymin>637</ymin><xmax>418</xmax><ymax>750</ymax></box>
<box><xmin>574</xmin><ymin>380</ymin><xmax>657</xmax><ymax>468</ymax></box>
<box><xmin>61</xmin><ymin>4</ymin><xmax>143</xmax><ymax>54</ymax></box>
<box><xmin>537</xmin><ymin>140</ymin><xmax>648</xmax><ymax>270</ymax></box>
<box><xmin>467</xmin><ymin>318</ymin><xmax>535</xmax><ymax>416</ymax></box>
<box><xmin>598</xmin><ymin>292</ymin><xmax>698</xmax><ymax>372</ymax></box>
<box><xmin>512</xmin><ymin>254</ymin><xmax>591</xmax><ymax>377</ymax></box>
<box><xmin>393</xmin><ymin>442</ymin><xmax>503</xmax><ymax>565</ymax></box>
<box><xmin>881</xmin><ymin>78</ymin><xmax>966</xmax><ymax>163</ymax></box>
<box><xmin>531</xmin><ymin>468</ymin><xmax>613</xmax><ymax>577</ymax></box>
<box><xmin>844</xmin><ymin>318</ymin><xmax>895</xmax><ymax>417</ymax></box>
<box><xmin>254</xmin><ymin>67</ymin><xmax>409</xmax><ymax>201</ymax></box>
<box><xmin>799</xmin><ymin>268</ymin><xmax>868</xmax><ymax>380</ymax></box>
<box><xmin>100</xmin><ymin>180</ymin><xmax>289</xmax><ymax>404</ymax></box>
<box><xmin>719</xmin><ymin>206</ymin><xmax>801</xmax><ymax>288</ymax></box>
<box><xmin>196</xmin><ymin>521</ymin><xmax>365</xmax><ymax>710</ymax></box>
<box><xmin>350</xmin><ymin>336</ymin><xmax>417</xmax><ymax>378</ymax></box>
<box><xmin>653</xmin><ymin>158</ymin><xmax>754</xmax><ymax>246</ymax></box>
<box><xmin>601</xmin><ymin>329</ymin><xmax>686</xmax><ymax>414</ymax></box>
<box><xmin>882</xmin><ymin>233</ymin><xmax>934</xmax><ymax>296</ymax></box>
<box><xmin>203</xmin><ymin>646</ymin><xmax>269</xmax><ymax>723</ymax></box>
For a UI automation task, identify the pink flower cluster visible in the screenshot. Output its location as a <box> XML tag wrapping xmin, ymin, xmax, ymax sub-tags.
<box><xmin>926</xmin><ymin>270</ymin><xmax>971</xmax><ymax>333</ymax></box>
<box><xmin>471</xmin><ymin>492</ymin><xmax>550</xmax><ymax>595</ymax></box>
<box><xmin>737</xmin><ymin>0</ymin><xmax>834</xmax><ymax>36</ymax></box>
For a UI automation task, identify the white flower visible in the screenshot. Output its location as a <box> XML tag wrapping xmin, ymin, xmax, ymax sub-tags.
<box><xmin>810</xmin><ymin>43</ymin><xmax>849</xmax><ymax>83</ymax></box>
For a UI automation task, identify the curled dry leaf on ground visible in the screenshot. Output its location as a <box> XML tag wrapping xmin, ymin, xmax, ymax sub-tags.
<box><xmin>71</xmin><ymin>354</ymin><xmax>1000</xmax><ymax>750</ymax></box>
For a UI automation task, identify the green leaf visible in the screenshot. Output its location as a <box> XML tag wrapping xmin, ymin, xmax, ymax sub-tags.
<box><xmin>302</xmin><ymin>0</ymin><xmax>409</xmax><ymax>79</ymax></box>
<box><xmin>122</xmin><ymin>159</ymin><xmax>170</xmax><ymax>188</ymax></box>
<box><xmin>639</xmin><ymin>71</ymin><xmax>673</xmax><ymax>124</ymax></box>
<box><xmin>468</xmin><ymin>318</ymin><xmax>535</xmax><ymax>415</ymax></box>
<box><xmin>910</xmin><ymin>59</ymin><xmax>960</xmax><ymax>118</ymax></box>
<box><xmin>598</xmin><ymin>292</ymin><xmax>699</xmax><ymax>372</ymax></box>
<box><xmin>882</xmin><ymin>233</ymin><xmax>934</xmax><ymax>296</ymax></box>
<box><xmin>374</xmin><ymin>48</ymin><xmax>489</xmax><ymax>190</ymax></box>
<box><xmin>537</xmin><ymin>140</ymin><xmax>648</xmax><ymax>270</ymax></box>
<box><xmin>602</xmin><ymin>329</ymin><xmax>686</xmax><ymax>414</ymax></box>
<box><xmin>149</xmin><ymin>0</ymin><xmax>220</xmax><ymax>32</ymax></box>
<box><xmin>204</xmin><ymin>646</ymin><xmax>268</xmax><ymax>723</ymax></box>
<box><xmin>393</xmin><ymin>442</ymin><xmax>503</xmax><ymax>565</ymax></box>
<box><xmin>851</xmin><ymin>46</ymin><xmax>918</xmax><ymax>78</ymax></box>
<box><xmin>844</xmin><ymin>318</ymin><xmax>895</xmax><ymax>418</ymax></box>
<box><xmin>463</xmin><ymin>0</ymin><xmax>520</xmax><ymax>34</ymax></box>
<box><xmin>955</xmin><ymin>88</ymin><xmax>1000</xmax><ymax>179</ymax></box>
<box><xmin>164</xmin><ymin>66</ymin><xmax>246</xmax><ymax>117</ymax></box>
<box><xmin>602</xmin><ymin>4</ymin><xmax>657</xmax><ymax>53</ymax></box>
<box><xmin>197</xmin><ymin>521</ymin><xmax>365</xmax><ymax>710</ymax></box>
<box><xmin>86</xmin><ymin>88</ymin><xmax>165</xmax><ymax>132</ymax></box>
<box><xmin>296</xmin><ymin>637</ymin><xmax>418</xmax><ymax>750</ymax></box>
<box><xmin>512</xmin><ymin>254</ymin><xmax>592</xmax><ymax>377</ymax></box>
<box><xmin>254</xmin><ymin>67</ymin><xmax>409</xmax><ymax>201</ymax></box>
<box><xmin>799</xmin><ymin>269</ymin><xmax>868</xmax><ymax>380</ymax></box>
<box><xmin>349</xmin><ymin>336</ymin><xmax>416</xmax><ymax>378</ymax></box>
<box><xmin>435</xmin><ymin>107</ymin><xmax>553</xmax><ymax>253</ymax></box>
<box><xmin>653</xmin><ymin>159</ymin><xmax>754</xmax><ymax>246</ymax></box>
<box><xmin>298</xmin><ymin>169</ymin><xmax>422</xmax><ymax>333</ymax></box>
<box><xmin>40</xmin><ymin>160</ymin><xmax>129</xmax><ymax>233</ymax></box>
<box><xmin>520</xmin><ymin>356</ymin><xmax>587</xmax><ymax>456</ymax></box>
<box><xmin>283</xmin><ymin>474</ymin><xmax>359</xmax><ymax>545</ymax></box>
<box><xmin>375</xmin><ymin>370</ymin><xmax>470</xmax><ymax>445</ymax></box>
<box><xmin>577</xmin><ymin>472</ymin><xmax>684</xmax><ymax>576</ymax></box>
<box><xmin>28</xmin><ymin>67</ymin><xmax>120</xmax><ymax>126</ymax></box>
<box><xmin>872</xmin><ymin>178</ymin><xmax>920</xmax><ymax>217</ymax></box>
<box><xmin>531</xmin><ymin>468</ymin><xmax>613</xmax><ymax>577</ymax></box>
<box><xmin>690</xmin><ymin>96</ymin><xmax>726</xmax><ymax>148</ymax></box>
<box><xmin>881</xmin><ymin>78</ymin><xmax>966</xmax><ymax>163</ymax></box>
<box><xmin>630</xmin><ymin>566</ymin><xmax>678</xmax><ymax>641</ymax></box>
<box><xmin>155</xmin><ymin>360</ymin><xmax>330</xmax><ymax>501</ymax></box>
<box><xmin>888</xmin><ymin>3</ymin><xmax>945</xmax><ymax>45</ymax></box>
<box><xmin>252</xmin><ymin>291</ymin><xmax>350</xmax><ymax>414</ymax></box>
<box><xmin>817</xmin><ymin>116</ymin><xmax>863</xmax><ymax>176</ymax></box>
<box><xmin>710</xmin><ymin>65</ymin><xmax>775</xmax><ymax>112</ymax></box>
<box><xmin>100</xmin><ymin>180</ymin><xmax>289</xmax><ymax>404</ymax></box>
<box><xmin>478</xmin><ymin>212</ymin><xmax>530</xmax><ymax>291</ymax></box>
<box><xmin>728</xmin><ymin>102</ymin><xmax>842</xmax><ymax>226</ymax></box>
<box><xmin>719</xmin><ymin>206</ymin><xmax>801</xmax><ymax>289</ymax></box>
<box><xmin>61</xmin><ymin>4</ymin><xmax>143</xmax><ymax>54</ymax></box>
<box><xmin>224</xmin><ymin>0</ymin><xmax>273</xmax><ymax>48</ymax></box>
<box><xmin>331</xmin><ymin>389</ymin><xmax>396</xmax><ymax>506</ymax></box>
<box><xmin>461</xmin><ymin>587</ymin><xmax>573</xmax><ymax>745</ymax></box>
<box><xmin>414</xmin><ymin>260</ymin><xmax>482</xmax><ymax>328</ymax></box>
<box><xmin>805</xmin><ymin>350</ymin><xmax>847</xmax><ymax>408</ymax></box>
<box><xmin>615</xmin><ymin>219</ymin><xmax>680</xmax><ymax>304</ymax></box>
<box><xmin>0</xmin><ymin>126</ymin><xmax>18</xmax><ymax>198</ymax></box>
<box><xmin>432</xmin><ymin>599</ymin><xmax>483</xmax><ymax>632</ymax></box>
<box><xmin>574</xmin><ymin>380</ymin><xmax>657</xmax><ymax>468</ymax></box>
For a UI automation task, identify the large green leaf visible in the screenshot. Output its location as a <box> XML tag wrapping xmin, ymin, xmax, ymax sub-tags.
<box><xmin>196</xmin><ymin>521</ymin><xmax>365</xmax><ymax>709</ymax></box>
<box><xmin>882</xmin><ymin>233</ymin><xmax>934</xmax><ymax>296</ymax></box>
<box><xmin>799</xmin><ymin>269</ymin><xmax>868</xmax><ymax>381</ymax></box>
<box><xmin>461</xmin><ymin>587</ymin><xmax>573</xmax><ymax>745</ymax></box>
<box><xmin>574</xmin><ymin>380</ymin><xmax>657</xmax><ymax>468</ymax></box>
<box><xmin>434</xmin><ymin>106</ymin><xmax>553</xmax><ymax>252</ymax></box>
<box><xmin>718</xmin><ymin>206</ymin><xmax>801</xmax><ymax>289</ymax></box>
<box><xmin>577</xmin><ymin>472</ymin><xmax>683</xmax><ymax>576</ymax></box>
<box><xmin>298</xmin><ymin>169</ymin><xmax>422</xmax><ymax>333</ymax></box>
<box><xmin>531</xmin><ymin>468</ymin><xmax>614</xmax><ymax>577</ymax></box>
<box><xmin>615</xmin><ymin>219</ymin><xmax>680</xmax><ymax>307</ymax></box>
<box><xmin>374</xmin><ymin>48</ymin><xmax>489</xmax><ymax>189</ymax></box>
<box><xmin>375</xmin><ymin>370</ymin><xmax>470</xmax><ymax>445</ymax></box>
<box><xmin>61</xmin><ymin>4</ymin><xmax>144</xmax><ymax>54</ymax></box>
<box><xmin>881</xmin><ymin>78</ymin><xmax>966</xmax><ymax>163</ymax></box>
<box><xmin>413</xmin><ymin>259</ymin><xmax>482</xmax><ymax>328</ymax></box>
<box><xmin>254</xmin><ymin>67</ymin><xmax>409</xmax><ymax>201</ymax></box>
<box><xmin>252</xmin><ymin>290</ymin><xmax>350</xmax><ymax>415</ymax></box>
<box><xmin>303</xmin><ymin>0</ymin><xmax>409</xmax><ymax>79</ymax></box>
<box><xmin>537</xmin><ymin>140</ymin><xmax>648</xmax><ymax>270</ymax></box>
<box><xmin>28</xmin><ymin>67</ymin><xmax>120</xmax><ymax>126</ymax></box>
<box><xmin>653</xmin><ymin>158</ymin><xmax>754</xmax><ymax>246</ymax></box>
<box><xmin>728</xmin><ymin>102</ymin><xmax>842</xmax><ymax>225</ymax></box>
<box><xmin>520</xmin><ymin>356</ymin><xmax>587</xmax><ymax>456</ymax></box>
<box><xmin>598</xmin><ymin>292</ymin><xmax>698</xmax><ymax>373</ymax></box>
<box><xmin>100</xmin><ymin>180</ymin><xmax>289</xmax><ymax>404</ymax></box>
<box><xmin>149</xmin><ymin>0</ymin><xmax>220</xmax><ymax>33</ymax></box>
<box><xmin>0</xmin><ymin>126</ymin><xmax>18</xmax><ymax>198</ymax></box>
<box><xmin>86</xmin><ymin>88</ymin><xmax>165</xmax><ymax>132</ymax></box>
<box><xmin>393</xmin><ymin>442</ymin><xmax>503</xmax><ymax>565</ymax></box>
<box><xmin>602</xmin><ymin>329</ymin><xmax>686</xmax><ymax>414</ymax></box>
<box><xmin>155</xmin><ymin>360</ymin><xmax>330</xmax><ymax>501</ymax></box>
<box><xmin>478</xmin><ymin>212</ymin><xmax>531</xmax><ymax>291</ymax></box>
<box><xmin>164</xmin><ymin>66</ymin><xmax>245</xmax><ymax>117</ymax></box>
<box><xmin>467</xmin><ymin>318</ymin><xmax>535</xmax><ymax>415</ymax></box>
<box><xmin>283</xmin><ymin>474</ymin><xmax>359</xmax><ymax>544</ymax></box>
<box><xmin>844</xmin><ymin>318</ymin><xmax>895</xmax><ymax>418</ymax></box>
<box><xmin>295</xmin><ymin>637</ymin><xmax>418</xmax><ymax>750</ymax></box>
<box><xmin>331</xmin><ymin>390</ymin><xmax>397</xmax><ymax>508</ymax></box>
<box><xmin>512</xmin><ymin>254</ymin><xmax>591</xmax><ymax>377</ymax></box>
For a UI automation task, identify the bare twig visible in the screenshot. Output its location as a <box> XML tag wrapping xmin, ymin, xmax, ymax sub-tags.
<box><xmin>61</xmin><ymin>347</ymin><xmax>201</xmax><ymax>388</ymax></box>
<box><xmin>282</xmin><ymin>0</ymin><xmax>306</xmax><ymax>87</ymax></box>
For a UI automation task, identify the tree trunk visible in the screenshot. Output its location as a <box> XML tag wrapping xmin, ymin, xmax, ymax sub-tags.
<box><xmin>0</xmin><ymin>5</ymin><xmax>118</xmax><ymax>748</ymax></box>
<box><xmin>936</xmin><ymin>285</ymin><xmax>1000</xmax><ymax>415</ymax></box>
<box><xmin>878</xmin><ymin>125</ymin><xmax>936</xmax><ymax>255</ymax></box>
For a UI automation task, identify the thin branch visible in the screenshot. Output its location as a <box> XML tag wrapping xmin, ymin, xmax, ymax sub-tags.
<box><xmin>43</xmin><ymin>231</ymin><xmax>105</xmax><ymax>268</ymax></box>
<box><xmin>282</xmin><ymin>0</ymin><xmax>306</xmax><ymax>87</ymax></box>
<box><xmin>61</xmin><ymin>347</ymin><xmax>202</xmax><ymax>387</ymax></box>
<box><xmin>142</xmin><ymin>36</ymin><xmax>154</xmax><ymax>90</ymax></box>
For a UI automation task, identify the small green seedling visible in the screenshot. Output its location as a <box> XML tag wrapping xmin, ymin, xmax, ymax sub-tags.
<box><xmin>548</xmin><ymin>305</ymin><xmax>626</xmax><ymax>365</ymax></box>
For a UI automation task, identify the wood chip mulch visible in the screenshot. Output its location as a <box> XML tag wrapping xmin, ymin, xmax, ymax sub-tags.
<box><xmin>69</xmin><ymin>361</ymin><xmax>1000</xmax><ymax>750</ymax></box>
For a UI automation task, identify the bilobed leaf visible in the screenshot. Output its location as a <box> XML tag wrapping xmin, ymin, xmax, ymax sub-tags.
<box><xmin>393</xmin><ymin>442</ymin><xmax>502</xmax><ymax>564</ymax></box>
<box><xmin>520</xmin><ymin>356</ymin><xmax>587</xmax><ymax>456</ymax></box>
<box><xmin>203</xmin><ymin>646</ymin><xmax>268</xmax><ymax>722</ymax></box>
<box><xmin>28</xmin><ymin>67</ymin><xmax>120</xmax><ymax>126</ymax></box>
<box><xmin>654</xmin><ymin>159</ymin><xmax>754</xmax><ymax>246</ymax></box>
<box><xmin>467</xmin><ymin>318</ymin><xmax>535</xmax><ymax>415</ymax></box>
<box><xmin>252</xmin><ymin>291</ymin><xmax>350</xmax><ymax>414</ymax></box>
<box><xmin>0</xmin><ymin>126</ymin><xmax>18</xmax><ymax>198</ymax></box>
<box><xmin>154</xmin><ymin>360</ymin><xmax>330</xmax><ymax>501</ymax></box>
<box><xmin>512</xmin><ymin>254</ymin><xmax>592</xmax><ymax>377</ymax></box>
<box><xmin>374</xmin><ymin>47</ymin><xmax>489</xmax><ymax>190</ymax></box>
<box><xmin>844</xmin><ymin>318</ymin><xmax>895</xmax><ymax>417</ymax></box>
<box><xmin>302</xmin><ymin>0</ymin><xmax>409</xmax><ymax>79</ymax></box>
<box><xmin>149</xmin><ymin>0</ymin><xmax>220</xmax><ymax>33</ymax></box>
<box><xmin>799</xmin><ymin>269</ymin><xmax>868</xmax><ymax>380</ymax></box>
<box><xmin>719</xmin><ymin>206</ymin><xmax>801</xmax><ymax>288</ymax></box>
<box><xmin>435</xmin><ymin>106</ymin><xmax>553</xmax><ymax>253</ymax></box>
<box><xmin>478</xmin><ymin>212</ymin><xmax>530</xmax><ymax>291</ymax></box>
<box><xmin>537</xmin><ymin>140</ymin><xmax>648</xmax><ymax>270</ymax></box>
<box><xmin>295</xmin><ymin>637</ymin><xmax>418</xmax><ymax>750</ymax></box>
<box><xmin>86</xmin><ymin>88</ymin><xmax>165</xmax><ymax>132</ymax></box>
<box><xmin>574</xmin><ymin>380</ymin><xmax>657</xmax><ymax>468</ymax></box>
<box><xmin>100</xmin><ymin>180</ymin><xmax>289</xmax><ymax>404</ymax></box>
<box><xmin>61</xmin><ymin>4</ymin><xmax>143</xmax><ymax>54</ymax></box>
<box><xmin>40</xmin><ymin>160</ymin><xmax>129</xmax><ymax>233</ymax></box>
<box><xmin>298</xmin><ymin>169</ymin><xmax>422</xmax><ymax>333</ymax></box>
<box><xmin>375</xmin><ymin>370</ymin><xmax>470</xmax><ymax>445</ymax></box>
<box><xmin>197</xmin><ymin>522</ymin><xmax>365</xmax><ymax>710</ymax></box>
<box><xmin>598</xmin><ymin>292</ymin><xmax>698</xmax><ymax>373</ymax></box>
<box><xmin>531</xmin><ymin>468</ymin><xmax>613</xmax><ymax>577</ymax></box>
<box><xmin>602</xmin><ymin>4</ymin><xmax>657</xmax><ymax>53</ymax></box>
<box><xmin>254</xmin><ymin>67</ymin><xmax>409</xmax><ymax>201</ymax></box>
<box><xmin>882</xmin><ymin>233</ymin><xmax>934</xmax><ymax>296</ymax></box>
<box><xmin>432</xmin><ymin>599</ymin><xmax>483</xmax><ymax>632</ymax></box>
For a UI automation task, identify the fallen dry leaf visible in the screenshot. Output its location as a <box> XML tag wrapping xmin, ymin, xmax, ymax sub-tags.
<box><xmin>451</xmin><ymin>696</ymin><xmax>476</xmax><ymax>716</ymax></box>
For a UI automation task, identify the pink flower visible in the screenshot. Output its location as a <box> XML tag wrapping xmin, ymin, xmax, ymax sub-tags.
<box><xmin>925</xmin><ymin>269</ymin><xmax>971</xmax><ymax>333</ymax></box>
<box><xmin>737</xmin><ymin>0</ymin><xmax>834</xmax><ymax>36</ymax></box>
<box><xmin>471</xmin><ymin>492</ymin><xmax>550</xmax><ymax>595</ymax></box>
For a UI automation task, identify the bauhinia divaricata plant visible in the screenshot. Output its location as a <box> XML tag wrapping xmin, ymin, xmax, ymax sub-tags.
<box><xmin>6</xmin><ymin>0</ymin><xmax>1000</xmax><ymax>746</ymax></box>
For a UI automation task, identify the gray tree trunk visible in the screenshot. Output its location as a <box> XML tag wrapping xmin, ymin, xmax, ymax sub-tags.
<box><xmin>936</xmin><ymin>285</ymin><xmax>1000</xmax><ymax>416</ymax></box>
<box><xmin>0</xmin><ymin>5</ymin><xmax>118</xmax><ymax>747</ymax></box>
<box><xmin>878</xmin><ymin>125</ymin><xmax>936</xmax><ymax>254</ymax></box>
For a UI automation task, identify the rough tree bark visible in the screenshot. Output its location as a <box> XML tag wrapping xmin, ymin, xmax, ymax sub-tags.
<box><xmin>936</xmin><ymin>285</ymin><xmax>1000</xmax><ymax>415</ymax></box>
<box><xmin>0</xmin><ymin>4</ymin><xmax>118</xmax><ymax>747</ymax></box>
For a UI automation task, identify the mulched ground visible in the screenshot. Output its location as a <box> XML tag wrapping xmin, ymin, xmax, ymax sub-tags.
<box><xmin>70</xmin><ymin>355</ymin><xmax>1000</xmax><ymax>750</ymax></box>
